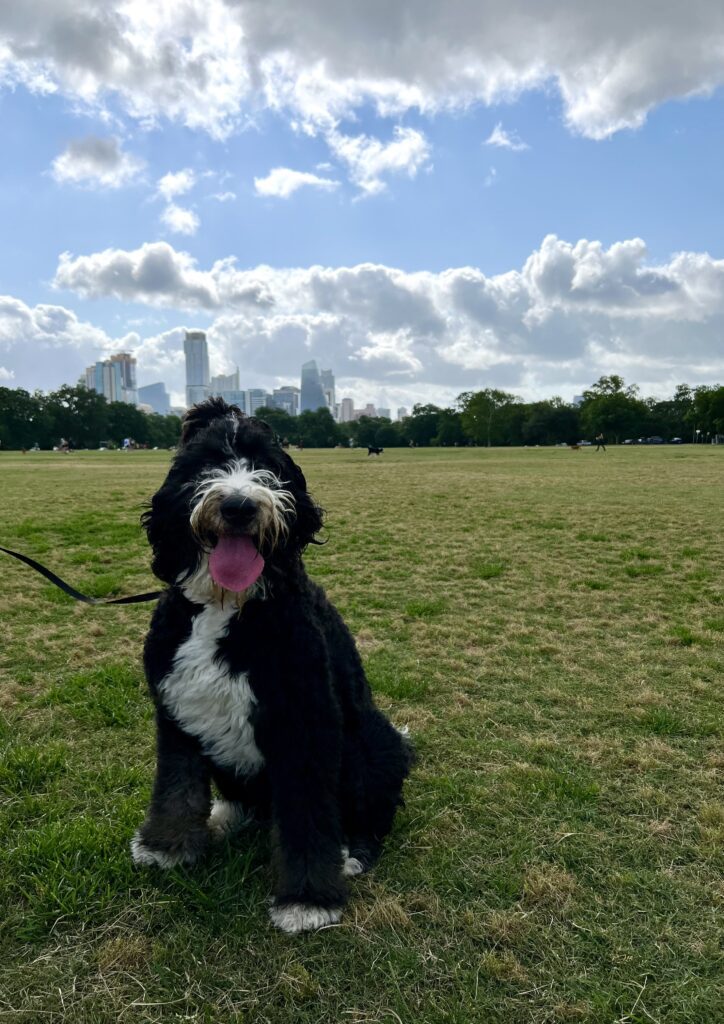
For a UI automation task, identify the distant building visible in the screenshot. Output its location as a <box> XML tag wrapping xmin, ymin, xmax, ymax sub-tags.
<box><xmin>320</xmin><ymin>369</ymin><xmax>335</xmax><ymax>411</ymax></box>
<box><xmin>218</xmin><ymin>389</ymin><xmax>248</xmax><ymax>414</ymax></box>
<box><xmin>573</xmin><ymin>395</ymin><xmax>585</xmax><ymax>407</ymax></box>
<box><xmin>248</xmin><ymin>388</ymin><xmax>271</xmax><ymax>415</ymax></box>
<box><xmin>339</xmin><ymin>397</ymin><xmax>354</xmax><ymax>423</ymax></box>
<box><xmin>84</xmin><ymin>352</ymin><xmax>137</xmax><ymax>405</ymax></box>
<box><xmin>377</xmin><ymin>407</ymin><xmax>391</xmax><ymax>420</ymax></box>
<box><xmin>397</xmin><ymin>407</ymin><xmax>408</xmax><ymax>420</ymax></box>
<box><xmin>354</xmin><ymin>403</ymin><xmax>377</xmax><ymax>420</ymax></box>
<box><xmin>300</xmin><ymin>360</ymin><xmax>327</xmax><ymax>412</ymax></box>
<box><xmin>184</xmin><ymin>330</ymin><xmax>210</xmax><ymax>408</ymax></box>
<box><xmin>210</xmin><ymin>369</ymin><xmax>240</xmax><ymax>393</ymax></box>
<box><xmin>271</xmin><ymin>386</ymin><xmax>300</xmax><ymax>416</ymax></box>
<box><xmin>138</xmin><ymin>382</ymin><xmax>171</xmax><ymax>416</ymax></box>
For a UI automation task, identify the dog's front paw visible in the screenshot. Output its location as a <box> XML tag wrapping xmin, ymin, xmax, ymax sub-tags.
<box><xmin>207</xmin><ymin>799</ymin><xmax>252</xmax><ymax>840</ymax></box>
<box><xmin>269</xmin><ymin>902</ymin><xmax>343</xmax><ymax>934</ymax></box>
<box><xmin>130</xmin><ymin>825</ymin><xmax>209</xmax><ymax>869</ymax></box>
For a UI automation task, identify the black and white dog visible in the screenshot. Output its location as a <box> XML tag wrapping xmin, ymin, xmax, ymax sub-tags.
<box><xmin>132</xmin><ymin>398</ymin><xmax>413</xmax><ymax>933</ymax></box>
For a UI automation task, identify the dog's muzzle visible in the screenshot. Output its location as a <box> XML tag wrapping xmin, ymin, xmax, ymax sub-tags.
<box><xmin>218</xmin><ymin>495</ymin><xmax>259</xmax><ymax>533</ymax></box>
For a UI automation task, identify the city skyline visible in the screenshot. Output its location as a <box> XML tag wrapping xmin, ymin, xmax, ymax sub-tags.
<box><xmin>78</xmin><ymin>329</ymin><xmax>406</xmax><ymax>420</ymax></box>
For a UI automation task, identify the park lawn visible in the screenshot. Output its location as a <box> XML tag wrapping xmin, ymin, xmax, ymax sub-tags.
<box><xmin>0</xmin><ymin>445</ymin><xmax>721</xmax><ymax>1024</ymax></box>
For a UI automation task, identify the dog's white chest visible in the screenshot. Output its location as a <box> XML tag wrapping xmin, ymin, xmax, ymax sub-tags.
<box><xmin>158</xmin><ymin>604</ymin><xmax>264</xmax><ymax>775</ymax></box>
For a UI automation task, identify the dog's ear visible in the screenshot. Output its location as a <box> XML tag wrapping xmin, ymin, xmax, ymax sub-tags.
<box><xmin>280</xmin><ymin>454</ymin><xmax>324</xmax><ymax>548</ymax></box>
<box><xmin>141</xmin><ymin>482</ymin><xmax>198</xmax><ymax>584</ymax></box>
<box><xmin>181</xmin><ymin>397</ymin><xmax>243</xmax><ymax>446</ymax></box>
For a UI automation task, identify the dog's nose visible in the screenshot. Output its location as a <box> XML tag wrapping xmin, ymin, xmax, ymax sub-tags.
<box><xmin>219</xmin><ymin>494</ymin><xmax>258</xmax><ymax>529</ymax></box>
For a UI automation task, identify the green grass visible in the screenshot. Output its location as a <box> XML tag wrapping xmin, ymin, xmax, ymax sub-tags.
<box><xmin>0</xmin><ymin>445</ymin><xmax>722</xmax><ymax>1023</ymax></box>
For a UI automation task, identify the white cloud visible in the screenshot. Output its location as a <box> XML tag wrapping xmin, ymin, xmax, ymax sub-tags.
<box><xmin>485</xmin><ymin>122</ymin><xmax>529</xmax><ymax>151</ymax></box>
<box><xmin>210</xmin><ymin>191</ymin><xmax>237</xmax><ymax>202</ymax></box>
<box><xmin>47</xmin><ymin>235</ymin><xmax>724</xmax><ymax>405</ymax></box>
<box><xmin>254</xmin><ymin>167</ymin><xmax>339</xmax><ymax>199</ymax></box>
<box><xmin>0</xmin><ymin>294</ymin><xmax>138</xmax><ymax>393</ymax></box>
<box><xmin>484</xmin><ymin>167</ymin><xmax>497</xmax><ymax>187</ymax></box>
<box><xmin>51</xmin><ymin>135</ymin><xmax>144</xmax><ymax>188</ymax></box>
<box><xmin>157</xmin><ymin>169</ymin><xmax>197</xmax><ymax>201</ymax></box>
<box><xmin>160</xmin><ymin>204</ymin><xmax>200</xmax><ymax>235</ymax></box>
<box><xmin>326</xmin><ymin>127</ymin><xmax>430</xmax><ymax>195</ymax></box>
<box><xmin>4</xmin><ymin>2</ymin><xmax>720</xmax><ymax>140</ymax></box>
<box><xmin>54</xmin><ymin>242</ymin><xmax>274</xmax><ymax>310</ymax></box>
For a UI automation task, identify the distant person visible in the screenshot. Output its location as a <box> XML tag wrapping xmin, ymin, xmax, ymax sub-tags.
<box><xmin>595</xmin><ymin>433</ymin><xmax>606</xmax><ymax>453</ymax></box>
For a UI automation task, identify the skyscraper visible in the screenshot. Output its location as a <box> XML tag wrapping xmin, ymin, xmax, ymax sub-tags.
<box><xmin>397</xmin><ymin>407</ymin><xmax>408</xmax><ymax>421</ymax></box>
<box><xmin>320</xmin><ymin>369</ymin><xmax>335</xmax><ymax>411</ymax></box>
<box><xmin>339</xmin><ymin>397</ymin><xmax>354</xmax><ymax>422</ymax></box>
<box><xmin>247</xmin><ymin>388</ymin><xmax>272</xmax><ymax>414</ymax></box>
<box><xmin>300</xmin><ymin>360</ymin><xmax>327</xmax><ymax>412</ymax></box>
<box><xmin>271</xmin><ymin>386</ymin><xmax>300</xmax><ymax>416</ymax></box>
<box><xmin>138</xmin><ymin>382</ymin><xmax>171</xmax><ymax>415</ymax></box>
<box><xmin>184</xmin><ymin>330</ymin><xmax>210</xmax><ymax>408</ymax></box>
<box><xmin>210</xmin><ymin>369</ymin><xmax>240</xmax><ymax>394</ymax></box>
<box><xmin>377</xmin><ymin>408</ymin><xmax>391</xmax><ymax>420</ymax></box>
<box><xmin>84</xmin><ymin>352</ymin><xmax>137</xmax><ymax>404</ymax></box>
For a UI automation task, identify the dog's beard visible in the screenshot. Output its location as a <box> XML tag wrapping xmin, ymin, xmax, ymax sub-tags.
<box><xmin>181</xmin><ymin>459</ymin><xmax>295</xmax><ymax>606</ymax></box>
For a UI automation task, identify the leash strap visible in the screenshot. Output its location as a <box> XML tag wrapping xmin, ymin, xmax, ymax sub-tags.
<box><xmin>0</xmin><ymin>546</ymin><xmax>163</xmax><ymax>605</ymax></box>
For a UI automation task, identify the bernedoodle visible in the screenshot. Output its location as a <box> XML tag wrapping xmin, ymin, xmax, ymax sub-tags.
<box><xmin>132</xmin><ymin>397</ymin><xmax>413</xmax><ymax>933</ymax></box>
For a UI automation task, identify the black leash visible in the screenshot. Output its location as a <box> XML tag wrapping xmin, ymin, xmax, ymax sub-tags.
<box><xmin>0</xmin><ymin>546</ymin><xmax>163</xmax><ymax>605</ymax></box>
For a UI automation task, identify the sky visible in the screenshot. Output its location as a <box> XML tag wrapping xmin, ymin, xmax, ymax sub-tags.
<box><xmin>1</xmin><ymin>1</ymin><xmax>723</xmax><ymax>411</ymax></box>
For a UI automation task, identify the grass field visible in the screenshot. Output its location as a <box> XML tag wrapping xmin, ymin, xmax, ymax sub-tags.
<box><xmin>0</xmin><ymin>446</ymin><xmax>721</xmax><ymax>1024</ymax></box>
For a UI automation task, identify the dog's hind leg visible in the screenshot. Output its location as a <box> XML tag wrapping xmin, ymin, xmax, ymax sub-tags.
<box><xmin>131</xmin><ymin>710</ymin><xmax>212</xmax><ymax>869</ymax></box>
<box><xmin>342</xmin><ymin>708</ymin><xmax>415</xmax><ymax>874</ymax></box>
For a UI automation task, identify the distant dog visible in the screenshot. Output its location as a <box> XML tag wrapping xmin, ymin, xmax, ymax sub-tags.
<box><xmin>133</xmin><ymin>399</ymin><xmax>413</xmax><ymax>933</ymax></box>
<box><xmin>367</xmin><ymin>446</ymin><xmax>384</xmax><ymax>456</ymax></box>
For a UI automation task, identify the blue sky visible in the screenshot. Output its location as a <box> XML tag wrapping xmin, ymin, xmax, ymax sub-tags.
<box><xmin>1</xmin><ymin>1</ymin><xmax>723</xmax><ymax>410</ymax></box>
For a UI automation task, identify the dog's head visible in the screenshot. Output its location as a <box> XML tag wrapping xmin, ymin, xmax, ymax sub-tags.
<box><xmin>142</xmin><ymin>397</ymin><xmax>323</xmax><ymax>602</ymax></box>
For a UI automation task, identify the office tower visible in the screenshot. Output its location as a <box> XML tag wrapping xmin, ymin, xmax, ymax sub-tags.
<box><xmin>339</xmin><ymin>397</ymin><xmax>354</xmax><ymax>422</ymax></box>
<box><xmin>377</xmin><ymin>408</ymin><xmax>391</xmax><ymax>420</ymax></box>
<box><xmin>210</xmin><ymin>369</ymin><xmax>240</xmax><ymax>394</ymax></box>
<box><xmin>320</xmin><ymin>368</ymin><xmax>335</xmax><ymax>411</ymax></box>
<box><xmin>397</xmin><ymin>407</ymin><xmax>408</xmax><ymax>420</ymax></box>
<box><xmin>184</xmin><ymin>330</ymin><xmax>210</xmax><ymax>408</ymax></box>
<box><xmin>84</xmin><ymin>352</ymin><xmax>137</xmax><ymax>404</ymax></box>
<box><xmin>247</xmin><ymin>389</ymin><xmax>271</xmax><ymax>414</ymax></box>
<box><xmin>300</xmin><ymin>360</ymin><xmax>327</xmax><ymax>412</ymax></box>
<box><xmin>110</xmin><ymin>352</ymin><xmax>137</xmax><ymax>404</ymax></box>
<box><xmin>138</xmin><ymin>382</ymin><xmax>171</xmax><ymax>415</ymax></box>
<box><xmin>271</xmin><ymin>386</ymin><xmax>300</xmax><ymax>416</ymax></box>
<box><xmin>218</xmin><ymin>389</ymin><xmax>248</xmax><ymax>414</ymax></box>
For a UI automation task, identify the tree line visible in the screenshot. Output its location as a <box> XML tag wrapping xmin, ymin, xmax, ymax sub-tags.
<box><xmin>257</xmin><ymin>377</ymin><xmax>724</xmax><ymax>448</ymax></box>
<box><xmin>0</xmin><ymin>385</ymin><xmax>182</xmax><ymax>450</ymax></box>
<box><xmin>1</xmin><ymin>377</ymin><xmax>723</xmax><ymax>451</ymax></box>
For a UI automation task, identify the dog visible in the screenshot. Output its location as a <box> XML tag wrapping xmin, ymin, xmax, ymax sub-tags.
<box><xmin>132</xmin><ymin>398</ymin><xmax>413</xmax><ymax>933</ymax></box>
<box><xmin>367</xmin><ymin>446</ymin><xmax>384</xmax><ymax>456</ymax></box>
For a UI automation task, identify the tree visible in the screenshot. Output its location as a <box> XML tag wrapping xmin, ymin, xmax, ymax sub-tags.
<box><xmin>433</xmin><ymin>408</ymin><xmax>466</xmax><ymax>446</ymax></box>
<box><xmin>45</xmin><ymin>385</ymin><xmax>109</xmax><ymax>448</ymax></box>
<box><xmin>296</xmin><ymin>408</ymin><xmax>341</xmax><ymax>447</ymax></box>
<box><xmin>404</xmin><ymin>404</ymin><xmax>442</xmax><ymax>447</ymax></box>
<box><xmin>255</xmin><ymin>407</ymin><xmax>299</xmax><ymax>445</ymax></box>
<box><xmin>522</xmin><ymin>398</ymin><xmax>581</xmax><ymax>446</ymax></box>
<box><xmin>459</xmin><ymin>389</ymin><xmax>518</xmax><ymax>446</ymax></box>
<box><xmin>0</xmin><ymin>387</ymin><xmax>40</xmax><ymax>448</ymax></box>
<box><xmin>579</xmin><ymin>377</ymin><xmax>648</xmax><ymax>443</ymax></box>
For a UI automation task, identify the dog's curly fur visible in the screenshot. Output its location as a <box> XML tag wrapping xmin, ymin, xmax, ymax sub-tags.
<box><xmin>132</xmin><ymin>398</ymin><xmax>413</xmax><ymax>932</ymax></box>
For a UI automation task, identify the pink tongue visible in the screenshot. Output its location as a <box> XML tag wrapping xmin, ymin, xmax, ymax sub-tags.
<box><xmin>208</xmin><ymin>536</ymin><xmax>264</xmax><ymax>592</ymax></box>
